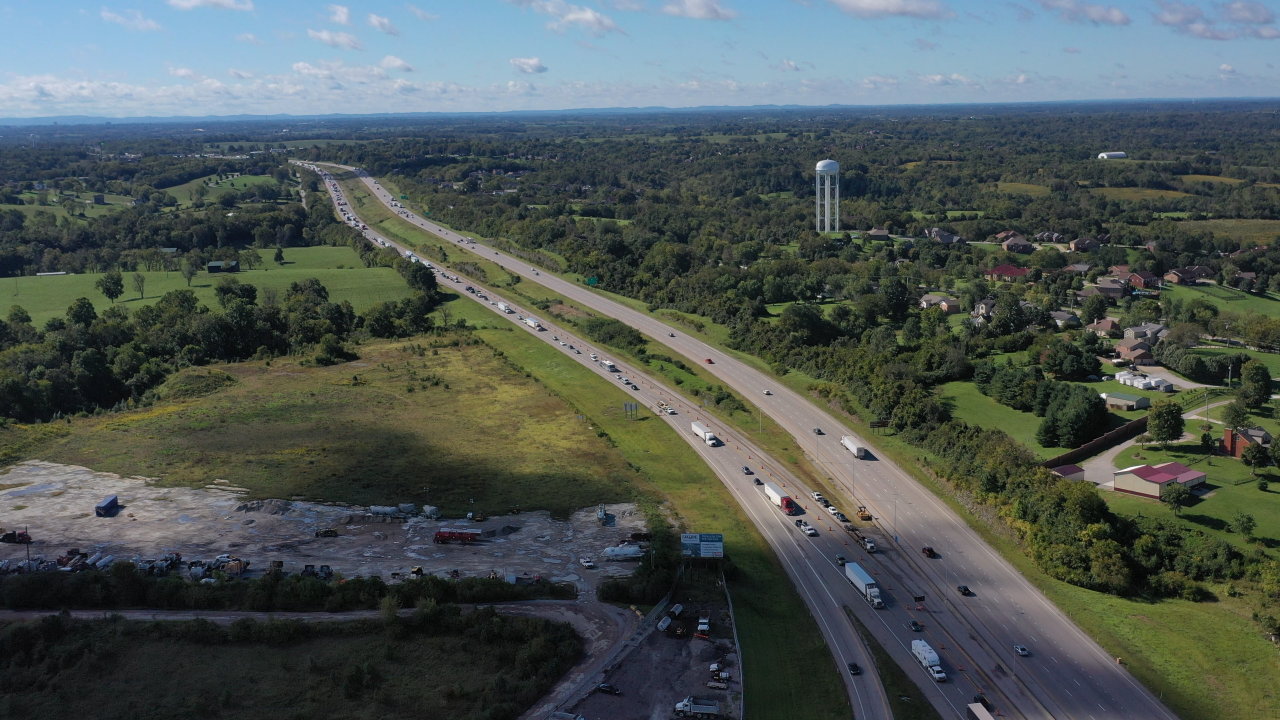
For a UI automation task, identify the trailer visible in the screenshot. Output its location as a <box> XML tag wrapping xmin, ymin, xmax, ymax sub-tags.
<box><xmin>849</xmin><ymin>527</ymin><xmax>877</xmax><ymax>553</ymax></box>
<box><xmin>690</xmin><ymin>421</ymin><xmax>721</xmax><ymax>447</ymax></box>
<box><xmin>497</xmin><ymin>302</ymin><xmax>513</xmax><ymax>313</ymax></box>
<box><xmin>523</xmin><ymin>317</ymin><xmax>544</xmax><ymax>330</ymax></box>
<box><xmin>912</xmin><ymin>639</ymin><xmax>947</xmax><ymax>682</ymax></box>
<box><xmin>845</xmin><ymin>562</ymin><xmax>885</xmax><ymax>608</ymax></box>
<box><xmin>433</xmin><ymin>529</ymin><xmax>483</xmax><ymax>544</ymax></box>
<box><xmin>840</xmin><ymin>435</ymin><xmax>868</xmax><ymax>459</ymax></box>
<box><xmin>95</xmin><ymin>495</ymin><xmax>119</xmax><ymax>517</ymax></box>
<box><xmin>762</xmin><ymin>482</ymin><xmax>800</xmax><ymax>515</ymax></box>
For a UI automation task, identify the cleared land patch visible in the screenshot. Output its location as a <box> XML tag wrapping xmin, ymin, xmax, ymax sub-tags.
<box><xmin>0</xmin><ymin>335</ymin><xmax>632</xmax><ymax>518</ymax></box>
<box><xmin>1091</xmin><ymin>187</ymin><xmax>1193</xmax><ymax>201</ymax></box>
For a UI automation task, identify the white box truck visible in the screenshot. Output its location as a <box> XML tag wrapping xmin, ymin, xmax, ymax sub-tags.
<box><xmin>690</xmin><ymin>422</ymin><xmax>720</xmax><ymax>447</ymax></box>
<box><xmin>912</xmin><ymin>639</ymin><xmax>947</xmax><ymax>682</ymax></box>
<box><xmin>497</xmin><ymin>302</ymin><xmax>513</xmax><ymax>314</ymax></box>
<box><xmin>841</xmin><ymin>435</ymin><xmax>867</xmax><ymax>459</ymax></box>
<box><xmin>523</xmin><ymin>317</ymin><xmax>544</xmax><ymax>330</ymax></box>
<box><xmin>602</xmin><ymin>360</ymin><xmax>617</xmax><ymax>372</ymax></box>
<box><xmin>845</xmin><ymin>562</ymin><xmax>885</xmax><ymax>608</ymax></box>
<box><xmin>762</xmin><ymin>482</ymin><xmax>800</xmax><ymax>515</ymax></box>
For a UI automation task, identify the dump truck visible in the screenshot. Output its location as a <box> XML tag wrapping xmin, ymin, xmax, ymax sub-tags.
<box><xmin>912</xmin><ymin>639</ymin><xmax>947</xmax><ymax>682</ymax></box>
<box><xmin>674</xmin><ymin>696</ymin><xmax>721</xmax><ymax>718</ymax></box>
<box><xmin>690</xmin><ymin>421</ymin><xmax>721</xmax><ymax>447</ymax></box>
<box><xmin>762</xmin><ymin>482</ymin><xmax>800</xmax><ymax>515</ymax></box>
<box><xmin>840</xmin><ymin>435</ymin><xmax>868</xmax><ymax>459</ymax></box>
<box><xmin>845</xmin><ymin>562</ymin><xmax>885</xmax><ymax>608</ymax></box>
<box><xmin>0</xmin><ymin>528</ymin><xmax>31</xmax><ymax>544</ymax></box>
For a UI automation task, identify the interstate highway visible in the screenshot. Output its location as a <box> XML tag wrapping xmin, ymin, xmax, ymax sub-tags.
<box><xmin>313</xmin><ymin>161</ymin><xmax>1177</xmax><ymax>719</ymax></box>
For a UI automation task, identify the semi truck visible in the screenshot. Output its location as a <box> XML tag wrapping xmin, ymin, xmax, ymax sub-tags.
<box><xmin>523</xmin><ymin>317</ymin><xmax>544</xmax><ymax>330</ymax></box>
<box><xmin>674</xmin><ymin>696</ymin><xmax>721</xmax><ymax>718</ymax></box>
<box><xmin>690</xmin><ymin>422</ymin><xmax>721</xmax><ymax>447</ymax></box>
<box><xmin>841</xmin><ymin>435</ymin><xmax>867</xmax><ymax>459</ymax></box>
<box><xmin>845</xmin><ymin>562</ymin><xmax>885</xmax><ymax>608</ymax></box>
<box><xmin>762</xmin><ymin>482</ymin><xmax>800</xmax><ymax>515</ymax></box>
<box><xmin>497</xmin><ymin>302</ymin><xmax>513</xmax><ymax>313</ymax></box>
<box><xmin>912</xmin><ymin>639</ymin><xmax>947</xmax><ymax>682</ymax></box>
<box><xmin>849</xmin><ymin>527</ymin><xmax>877</xmax><ymax>553</ymax></box>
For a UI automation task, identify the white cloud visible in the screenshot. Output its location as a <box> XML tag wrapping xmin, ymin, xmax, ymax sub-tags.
<box><xmin>405</xmin><ymin>3</ymin><xmax>439</xmax><ymax>20</ymax></box>
<box><xmin>860</xmin><ymin>75</ymin><xmax>899</xmax><ymax>89</ymax></box>
<box><xmin>662</xmin><ymin>0</ymin><xmax>736</xmax><ymax>20</ymax></box>
<box><xmin>607</xmin><ymin>0</ymin><xmax>647</xmax><ymax>9</ymax></box>
<box><xmin>380</xmin><ymin>55</ymin><xmax>415</xmax><ymax>71</ymax></box>
<box><xmin>1219</xmin><ymin>63</ymin><xmax>1235</xmax><ymax>73</ymax></box>
<box><xmin>101</xmin><ymin>8</ymin><xmax>162</xmax><ymax>32</ymax></box>
<box><xmin>506</xmin><ymin>0</ymin><xmax>623</xmax><ymax>35</ymax></box>
<box><xmin>236</xmin><ymin>33</ymin><xmax>262</xmax><ymax>44</ymax></box>
<box><xmin>169</xmin><ymin>67</ymin><xmax>198</xmax><ymax>79</ymax></box>
<box><xmin>228</xmin><ymin>68</ymin><xmax>254</xmax><ymax>79</ymax></box>
<box><xmin>919</xmin><ymin>72</ymin><xmax>981</xmax><ymax>87</ymax></box>
<box><xmin>1223</xmin><ymin>1</ymin><xmax>1274</xmax><ymax>24</ymax></box>
<box><xmin>773</xmin><ymin>59</ymin><xmax>804</xmax><ymax>71</ymax></box>
<box><xmin>167</xmin><ymin>0</ymin><xmax>254</xmax><ymax>9</ymax></box>
<box><xmin>1035</xmin><ymin>0</ymin><xmax>1129</xmax><ymax>25</ymax></box>
<box><xmin>510</xmin><ymin>57</ymin><xmax>549</xmax><ymax>73</ymax></box>
<box><xmin>328</xmin><ymin>4</ymin><xmax>351</xmax><ymax>25</ymax></box>
<box><xmin>826</xmin><ymin>0</ymin><xmax>954</xmax><ymax>19</ymax></box>
<box><xmin>308</xmin><ymin>29</ymin><xmax>363</xmax><ymax>50</ymax></box>
<box><xmin>1153</xmin><ymin>1</ymin><xmax>1280</xmax><ymax>40</ymax></box>
<box><xmin>368</xmin><ymin>14</ymin><xmax>400</xmax><ymax>34</ymax></box>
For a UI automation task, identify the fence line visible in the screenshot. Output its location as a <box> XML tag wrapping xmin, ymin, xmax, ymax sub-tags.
<box><xmin>1042</xmin><ymin>415</ymin><xmax>1149</xmax><ymax>469</ymax></box>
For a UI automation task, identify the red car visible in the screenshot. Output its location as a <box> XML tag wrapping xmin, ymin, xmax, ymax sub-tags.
<box><xmin>704</xmin><ymin>358</ymin><xmax>714</xmax><ymax>364</ymax></box>
<box><xmin>922</xmin><ymin>546</ymin><xmax>939</xmax><ymax>558</ymax></box>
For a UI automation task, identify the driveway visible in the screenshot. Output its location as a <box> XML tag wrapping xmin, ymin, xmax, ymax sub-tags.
<box><xmin>1080</xmin><ymin>398</ymin><xmax>1234</xmax><ymax>486</ymax></box>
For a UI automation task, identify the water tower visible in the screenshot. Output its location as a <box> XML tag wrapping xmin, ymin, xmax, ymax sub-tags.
<box><xmin>815</xmin><ymin>159</ymin><xmax>839</xmax><ymax>233</ymax></box>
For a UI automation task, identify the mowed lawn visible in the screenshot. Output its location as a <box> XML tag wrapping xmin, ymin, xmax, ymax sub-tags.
<box><xmin>8</xmin><ymin>245</ymin><xmax>412</xmax><ymax>326</ymax></box>
<box><xmin>1160</xmin><ymin>282</ymin><xmax>1280</xmax><ymax>318</ymax></box>
<box><xmin>6</xmin><ymin>335</ymin><xmax>634</xmax><ymax>518</ymax></box>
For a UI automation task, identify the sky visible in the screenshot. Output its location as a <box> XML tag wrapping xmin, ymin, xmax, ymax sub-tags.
<box><xmin>0</xmin><ymin>0</ymin><xmax>1276</xmax><ymax>118</ymax></box>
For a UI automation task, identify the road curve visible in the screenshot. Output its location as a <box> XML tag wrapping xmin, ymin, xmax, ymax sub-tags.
<box><xmin>312</xmin><ymin>162</ymin><xmax>1176</xmax><ymax>720</ymax></box>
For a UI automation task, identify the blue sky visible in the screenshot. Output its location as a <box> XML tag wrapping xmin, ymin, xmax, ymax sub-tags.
<box><xmin>0</xmin><ymin>0</ymin><xmax>1276</xmax><ymax>117</ymax></box>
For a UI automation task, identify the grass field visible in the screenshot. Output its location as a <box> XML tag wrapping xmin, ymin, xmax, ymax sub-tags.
<box><xmin>2</xmin><ymin>332</ymin><xmax>633</xmax><ymax>518</ymax></box>
<box><xmin>0</xmin><ymin>191</ymin><xmax>133</xmax><ymax>222</ymax></box>
<box><xmin>1106</xmin><ymin>441</ymin><xmax>1280</xmax><ymax>549</ymax></box>
<box><xmin>166</xmin><ymin>174</ymin><xmax>284</xmax><ymax>207</ymax></box>
<box><xmin>1091</xmin><ymin>187</ymin><xmax>1193</xmax><ymax>201</ymax></box>
<box><xmin>6</xmin><ymin>245</ymin><xmax>412</xmax><ymax>327</ymax></box>
<box><xmin>1171</xmin><ymin>218</ymin><xmax>1280</xmax><ymax>247</ymax></box>
<box><xmin>1193</xmin><ymin>344</ymin><xmax>1280</xmax><ymax>376</ymax></box>
<box><xmin>1160</xmin><ymin>282</ymin><xmax>1280</xmax><ymax>317</ymax></box>
<box><xmin>0</xmin><ymin>613</ymin><xmax>577</xmax><ymax>720</ymax></box>
<box><xmin>1179</xmin><ymin>174</ymin><xmax>1246</xmax><ymax>185</ymax></box>
<box><xmin>995</xmin><ymin>182</ymin><xmax>1050</xmax><ymax>196</ymax></box>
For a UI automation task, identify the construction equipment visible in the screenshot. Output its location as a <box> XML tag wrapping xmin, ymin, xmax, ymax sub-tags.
<box><xmin>317</xmin><ymin>565</ymin><xmax>334</xmax><ymax>580</ymax></box>
<box><xmin>268</xmin><ymin>560</ymin><xmax>285</xmax><ymax>575</ymax></box>
<box><xmin>301</xmin><ymin>564</ymin><xmax>317</xmax><ymax>577</ymax></box>
<box><xmin>314</xmin><ymin>528</ymin><xmax>339</xmax><ymax>538</ymax></box>
<box><xmin>856</xmin><ymin>506</ymin><xmax>872</xmax><ymax>521</ymax></box>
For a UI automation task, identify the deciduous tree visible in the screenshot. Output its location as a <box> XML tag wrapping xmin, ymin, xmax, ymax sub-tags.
<box><xmin>95</xmin><ymin>270</ymin><xmax>123</xmax><ymax>303</ymax></box>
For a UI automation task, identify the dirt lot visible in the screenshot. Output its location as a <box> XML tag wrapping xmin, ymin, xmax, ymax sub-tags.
<box><xmin>573</xmin><ymin>568</ymin><xmax>742</xmax><ymax>720</ymax></box>
<box><xmin>0</xmin><ymin>460</ymin><xmax>646</xmax><ymax>589</ymax></box>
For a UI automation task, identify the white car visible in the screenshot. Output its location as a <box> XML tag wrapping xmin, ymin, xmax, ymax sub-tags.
<box><xmin>826</xmin><ymin>506</ymin><xmax>840</xmax><ymax>516</ymax></box>
<box><xmin>1013</xmin><ymin>645</ymin><xmax>1030</xmax><ymax>656</ymax></box>
<box><xmin>803</xmin><ymin>525</ymin><xmax>819</xmax><ymax>537</ymax></box>
<box><xmin>579</xmin><ymin>557</ymin><xmax>595</xmax><ymax>569</ymax></box>
<box><xmin>810</xmin><ymin>491</ymin><xmax>825</xmax><ymax>502</ymax></box>
<box><xmin>763</xmin><ymin>389</ymin><xmax>772</xmax><ymax>395</ymax></box>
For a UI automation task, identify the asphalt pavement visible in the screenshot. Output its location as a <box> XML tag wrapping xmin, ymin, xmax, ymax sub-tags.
<box><xmin>305</xmin><ymin>161</ymin><xmax>1179</xmax><ymax>720</ymax></box>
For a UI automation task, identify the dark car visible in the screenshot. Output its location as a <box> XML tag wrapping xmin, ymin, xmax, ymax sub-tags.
<box><xmin>597</xmin><ymin>684</ymin><xmax>622</xmax><ymax>695</ymax></box>
<box><xmin>753</xmin><ymin>477</ymin><xmax>763</xmax><ymax>486</ymax></box>
<box><xmin>835</xmin><ymin>554</ymin><xmax>846</xmax><ymax>566</ymax></box>
<box><xmin>973</xmin><ymin>693</ymin><xmax>992</xmax><ymax>711</ymax></box>
<box><xmin>909</xmin><ymin>620</ymin><xmax>923</xmax><ymax>632</ymax></box>
<box><xmin>812</xmin><ymin>427</ymin><xmax>823</xmax><ymax>435</ymax></box>
<box><xmin>922</xmin><ymin>546</ymin><xmax>938</xmax><ymax>558</ymax></box>
<box><xmin>957</xmin><ymin>585</ymin><xmax>972</xmax><ymax>596</ymax></box>
<box><xmin>794</xmin><ymin>519</ymin><xmax>805</xmax><ymax>528</ymax></box>
<box><xmin>741</xmin><ymin>466</ymin><xmax>753</xmax><ymax>475</ymax></box>
<box><xmin>704</xmin><ymin>358</ymin><xmax>714</xmax><ymax>364</ymax></box>
<box><xmin>847</xmin><ymin>662</ymin><xmax>861</xmax><ymax>676</ymax></box>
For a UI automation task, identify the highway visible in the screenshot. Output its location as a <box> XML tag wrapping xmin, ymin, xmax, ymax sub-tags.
<box><xmin>306</xmin><ymin>161</ymin><xmax>1177</xmax><ymax>719</ymax></box>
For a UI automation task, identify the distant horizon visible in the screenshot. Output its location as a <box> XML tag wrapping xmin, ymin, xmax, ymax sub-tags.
<box><xmin>3</xmin><ymin>95</ymin><xmax>1279</xmax><ymax>129</ymax></box>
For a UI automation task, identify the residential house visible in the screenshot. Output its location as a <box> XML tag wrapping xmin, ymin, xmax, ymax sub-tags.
<box><xmin>1069</xmin><ymin>237</ymin><xmax>1099</xmax><ymax>252</ymax></box>
<box><xmin>971</xmin><ymin>298</ymin><xmax>998</xmax><ymax>322</ymax></box>
<box><xmin>1050</xmin><ymin>464</ymin><xmax>1086</xmax><ymax>481</ymax></box>
<box><xmin>1066</xmin><ymin>262</ymin><xmax>1092</xmax><ymax>274</ymax></box>
<box><xmin>1035</xmin><ymin>231</ymin><xmax>1065</xmax><ymax>243</ymax></box>
<box><xmin>1124</xmin><ymin>323</ymin><xmax>1167</xmax><ymax>340</ymax></box>
<box><xmin>1103</xmin><ymin>392</ymin><xmax>1151</xmax><ymax>411</ymax></box>
<box><xmin>1087</xmin><ymin>318</ymin><xmax>1121</xmax><ymax>336</ymax></box>
<box><xmin>919</xmin><ymin>294</ymin><xmax>948</xmax><ymax>310</ymax></box>
<box><xmin>1115</xmin><ymin>338</ymin><xmax>1151</xmax><ymax>354</ymax></box>
<box><xmin>1221</xmin><ymin>426</ymin><xmax>1273</xmax><ymax>458</ymax></box>
<box><xmin>1163</xmin><ymin>268</ymin><xmax>1191</xmax><ymax>285</ymax></box>
<box><xmin>938</xmin><ymin>298</ymin><xmax>961</xmax><ymax>314</ymax></box>
<box><xmin>1002</xmin><ymin>236</ymin><xmax>1034</xmax><ymax>254</ymax></box>
<box><xmin>866</xmin><ymin>227</ymin><xmax>891</xmax><ymax>242</ymax></box>
<box><xmin>1109</xmin><ymin>265</ymin><xmax>1131</xmax><ymax>276</ymax></box>
<box><xmin>1113</xmin><ymin>463</ymin><xmax>1207</xmax><ymax>499</ymax></box>
<box><xmin>1119</xmin><ymin>347</ymin><xmax>1155</xmax><ymax>365</ymax></box>
<box><xmin>926</xmin><ymin>227</ymin><xmax>965</xmax><ymax>246</ymax></box>
<box><xmin>986</xmin><ymin>264</ymin><xmax>1030</xmax><ymax>282</ymax></box>
<box><xmin>206</xmin><ymin>260</ymin><xmax>239</xmax><ymax>273</ymax></box>
<box><xmin>1123</xmin><ymin>270</ymin><xmax>1159</xmax><ymax>289</ymax></box>
<box><xmin>1050</xmin><ymin>311</ymin><xmax>1082</xmax><ymax>328</ymax></box>
<box><xmin>995</xmin><ymin>230</ymin><xmax>1021</xmax><ymax>242</ymax></box>
<box><xmin>1236</xmin><ymin>271</ymin><xmax>1258</xmax><ymax>282</ymax></box>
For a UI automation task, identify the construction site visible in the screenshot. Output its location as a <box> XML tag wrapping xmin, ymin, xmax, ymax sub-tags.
<box><xmin>0</xmin><ymin>461</ymin><xmax>649</xmax><ymax>589</ymax></box>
